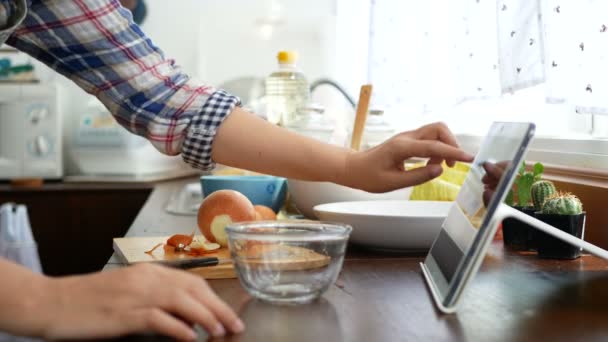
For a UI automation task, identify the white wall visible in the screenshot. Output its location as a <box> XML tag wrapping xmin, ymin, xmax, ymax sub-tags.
<box><xmin>139</xmin><ymin>0</ymin><xmax>206</xmax><ymax>79</ymax></box>
<box><xmin>142</xmin><ymin>0</ymin><xmax>338</xmax><ymax>86</ymax></box>
<box><xmin>333</xmin><ymin>0</ymin><xmax>372</xmax><ymax>102</ymax></box>
<box><xmin>58</xmin><ymin>0</ymin><xmax>364</xmax><ymax>146</ymax></box>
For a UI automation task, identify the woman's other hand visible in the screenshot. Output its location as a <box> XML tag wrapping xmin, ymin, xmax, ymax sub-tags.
<box><xmin>343</xmin><ymin>122</ymin><xmax>474</xmax><ymax>193</ymax></box>
<box><xmin>38</xmin><ymin>264</ymin><xmax>244</xmax><ymax>340</ymax></box>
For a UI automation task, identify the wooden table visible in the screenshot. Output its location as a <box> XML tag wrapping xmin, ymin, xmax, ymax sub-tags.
<box><xmin>103</xmin><ymin>178</ymin><xmax>608</xmax><ymax>342</ymax></box>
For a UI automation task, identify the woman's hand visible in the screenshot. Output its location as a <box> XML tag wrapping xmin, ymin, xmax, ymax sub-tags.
<box><xmin>481</xmin><ymin>160</ymin><xmax>509</xmax><ymax>206</ymax></box>
<box><xmin>36</xmin><ymin>264</ymin><xmax>244</xmax><ymax>340</ymax></box>
<box><xmin>343</xmin><ymin>122</ymin><xmax>474</xmax><ymax>193</ymax></box>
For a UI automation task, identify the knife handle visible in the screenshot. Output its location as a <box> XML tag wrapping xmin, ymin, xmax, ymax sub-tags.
<box><xmin>164</xmin><ymin>257</ymin><xmax>220</xmax><ymax>269</ymax></box>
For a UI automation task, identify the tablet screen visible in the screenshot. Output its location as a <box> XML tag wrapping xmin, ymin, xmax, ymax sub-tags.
<box><xmin>422</xmin><ymin>122</ymin><xmax>535</xmax><ymax>310</ymax></box>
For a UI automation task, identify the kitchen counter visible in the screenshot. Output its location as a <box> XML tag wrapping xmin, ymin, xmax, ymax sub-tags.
<box><xmin>105</xmin><ymin>177</ymin><xmax>200</xmax><ymax>265</ymax></box>
<box><xmin>103</xmin><ymin>177</ymin><xmax>608</xmax><ymax>342</ymax></box>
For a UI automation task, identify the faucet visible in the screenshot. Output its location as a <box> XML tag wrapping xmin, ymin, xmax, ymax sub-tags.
<box><xmin>310</xmin><ymin>78</ymin><xmax>356</xmax><ymax>109</ymax></box>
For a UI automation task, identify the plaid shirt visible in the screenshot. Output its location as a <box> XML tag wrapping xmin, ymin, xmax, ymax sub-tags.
<box><xmin>1</xmin><ymin>0</ymin><xmax>240</xmax><ymax>171</ymax></box>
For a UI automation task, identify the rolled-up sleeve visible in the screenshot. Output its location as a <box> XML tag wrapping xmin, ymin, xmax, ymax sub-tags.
<box><xmin>6</xmin><ymin>0</ymin><xmax>240</xmax><ymax>170</ymax></box>
<box><xmin>182</xmin><ymin>90</ymin><xmax>240</xmax><ymax>170</ymax></box>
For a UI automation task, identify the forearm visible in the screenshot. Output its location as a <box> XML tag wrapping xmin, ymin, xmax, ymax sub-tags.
<box><xmin>212</xmin><ymin>107</ymin><xmax>351</xmax><ymax>184</ymax></box>
<box><xmin>0</xmin><ymin>258</ymin><xmax>49</xmax><ymax>337</ymax></box>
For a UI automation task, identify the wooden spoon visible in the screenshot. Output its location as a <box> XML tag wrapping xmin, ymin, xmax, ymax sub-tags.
<box><xmin>350</xmin><ymin>84</ymin><xmax>373</xmax><ymax>151</ymax></box>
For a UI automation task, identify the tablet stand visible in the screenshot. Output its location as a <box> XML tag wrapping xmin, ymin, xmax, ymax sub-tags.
<box><xmin>495</xmin><ymin>204</ymin><xmax>608</xmax><ymax>260</ymax></box>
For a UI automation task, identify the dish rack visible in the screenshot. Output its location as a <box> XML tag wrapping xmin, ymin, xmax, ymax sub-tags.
<box><xmin>165</xmin><ymin>182</ymin><xmax>203</xmax><ymax>216</ymax></box>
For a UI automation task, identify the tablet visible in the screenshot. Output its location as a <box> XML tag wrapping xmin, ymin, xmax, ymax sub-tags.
<box><xmin>422</xmin><ymin>122</ymin><xmax>608</xmax><ymax>313</ymax></box>
<box><xmin>421</xmin><ymin>122</ymin><xmax>535</xmax><ymax>313</ymax></box>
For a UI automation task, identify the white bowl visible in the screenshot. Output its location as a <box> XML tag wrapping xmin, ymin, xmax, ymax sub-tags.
<box><xmin>287</xmin><ymin>179</ymin><xmax>412</xmax><ymax>219</ymax></box>
<box><xmin>314</xmin><ymin>200</ymin><xmax>452</xmax><ymax>251</ymax></box>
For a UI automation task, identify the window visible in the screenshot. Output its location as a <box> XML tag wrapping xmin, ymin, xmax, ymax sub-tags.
<box><xmin>335</xmin><ymin>0</ymin><xmax>608</xmax><ymax>170</ymax></box>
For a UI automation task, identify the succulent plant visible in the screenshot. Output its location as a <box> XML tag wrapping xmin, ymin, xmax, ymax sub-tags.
<box><xmin>506</xmin><ymin>161</ymin><xmax>544</xmax><ymax>207</ymax></box>
<box><xmin>540</xmin><ymin>192</ymin><xmax>583</xmax><ymax>215</ymax></box>
<box><xmin>531</xmin><ymin>180</ymin><xmax>557</xmax><ymax>211</ymax></box>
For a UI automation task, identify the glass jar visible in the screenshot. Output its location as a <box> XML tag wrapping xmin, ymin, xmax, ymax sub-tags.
<box><xmin>285</xmin><ymin>103</ymin><xmax>334</xmax><ymax>143</ymax></box>
<box><xmin>360</xmin><ymin>109</ymin><xmax>395</xmax><ymax>149</ymax></box>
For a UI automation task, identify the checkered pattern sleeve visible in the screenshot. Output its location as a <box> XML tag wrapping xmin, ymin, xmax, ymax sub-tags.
<box><xmin>5</xmin><ymin>0</ymin><xmax>240</xmax><ymax>171</ymax></box>
<box><xmin>182</xmin><ymin>90</ymin><xmax>240</xmax><ymax>170</ymax></box>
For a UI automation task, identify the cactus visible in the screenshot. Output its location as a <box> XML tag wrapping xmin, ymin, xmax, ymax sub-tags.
<box><xmin>531</xmin><ymin>180</ymin><xmax>557</xmax><ymax>211</ymax></box>
<box><xmin>506</xmin><ymin>161</ymin><xmax>545</xmax><ymax>207</ymax></box>
<box><xmin>540</xmin><ymin>192</ymin><xmax>583</xmax><ymax>215</ymax></box>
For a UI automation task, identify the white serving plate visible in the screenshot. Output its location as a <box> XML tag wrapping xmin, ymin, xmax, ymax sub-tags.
<box><xmin>288</xmin><ymin>179</ymin><xmax>412</xmax><ymax>219</ymax></box>
<box><xmin>314</xmin><ymin>200</ymin><xmax>452</xmax><ymax>251</ymax></box>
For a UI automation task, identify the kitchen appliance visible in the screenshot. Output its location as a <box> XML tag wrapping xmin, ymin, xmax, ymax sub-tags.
<box><xmin>63</xmin><ymin>96</ymin><xmax>194</xmax><ymax>181</ymax></box>
<box><xmin>0</xmin><ymin>84</ymin><xmax>62</xmax><ymax>180</ymax></box>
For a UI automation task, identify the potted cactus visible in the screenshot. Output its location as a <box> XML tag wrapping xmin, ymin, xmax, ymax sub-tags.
<box><xmin>502</xmin><ymin>161</ymin><xmax>544</xmax><ymax>250</ymax></box>
<box><xmin>531</xmin><ymin>180</ymin><xmax>557</xmax><ymax>212</ymax></box>
<box><xmin>535</xmin><ymin>192</ymin><xmax>586</xmax><ymax>259</ymax></box>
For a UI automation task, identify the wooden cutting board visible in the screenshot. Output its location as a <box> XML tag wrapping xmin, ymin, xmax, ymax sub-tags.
<box><xmin>113</xmin><ymin>235</ymin><xmax>331</xmax><ymax>279</ymax></box>
<box><xmin>113</xmin><ymin>236</ymin><xmax>236</xmax><ymax>279</ymax></box>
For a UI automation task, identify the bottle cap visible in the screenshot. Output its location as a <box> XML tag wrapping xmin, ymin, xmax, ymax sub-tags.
<box><xmin>277</xmin><ymin>51</ymin><xmax>298</xmax><ymax>64</ymax></box>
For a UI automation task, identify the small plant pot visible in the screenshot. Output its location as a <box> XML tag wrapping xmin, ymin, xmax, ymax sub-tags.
<box><xmin>502</xmin><ymin>206</ymin><xmax>537</xmax><ymax>251</ymax></box>
<box><xmin>534</xmin><ymin>212</ymin><xmax>586</xmax><ymax>260</ymax></box>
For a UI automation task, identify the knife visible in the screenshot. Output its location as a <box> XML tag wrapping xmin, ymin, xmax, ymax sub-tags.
<box><xmin>154</xmin><ymin>257</ymin><xmax>232</xmax><ymax>270</ymax></box>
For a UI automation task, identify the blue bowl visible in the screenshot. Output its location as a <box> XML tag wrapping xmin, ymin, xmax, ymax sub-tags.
<box><xmin>200</xmin><ymin>175</ymin><xmax>287</xmax><ymax>213</ymax></box>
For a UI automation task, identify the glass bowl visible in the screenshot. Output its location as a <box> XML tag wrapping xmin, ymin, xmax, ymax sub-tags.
<box><xmin>225</xmin><ymin>221</ymin><xmax>352</xmax><ymax>304</ymax></box>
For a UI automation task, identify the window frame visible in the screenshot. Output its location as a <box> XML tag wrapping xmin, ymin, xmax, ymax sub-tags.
<box><xmin>457</xmin><ymin>134</ymin><xmax>608</xmax><ymax>172</ymax></box>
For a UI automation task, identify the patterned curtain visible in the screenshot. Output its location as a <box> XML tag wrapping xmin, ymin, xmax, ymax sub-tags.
<box><xmin>368</xmin><ymin>0</ymin><xmax>608</xmax><ymax>116</ymax></box>
<box><xmin>542</xmin><ymin>0</ymin><xmax>608</xmax><ymax>115</ymax></box>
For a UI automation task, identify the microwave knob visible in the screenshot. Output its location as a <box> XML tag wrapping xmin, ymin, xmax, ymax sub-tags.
<box><xmin>29</xmin><ymin>106</ymin><xmax>49</xmax><ymax>125</ymax></box>
<box><xmin>33</xmin><ymin>135</ymin><xmax>51</xmax><ymax>156</ymax></box>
